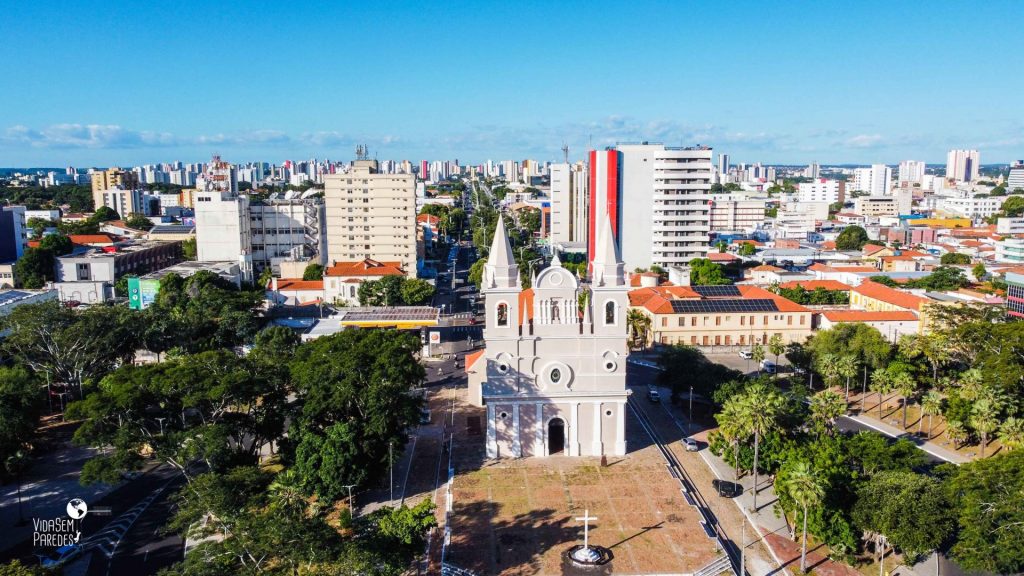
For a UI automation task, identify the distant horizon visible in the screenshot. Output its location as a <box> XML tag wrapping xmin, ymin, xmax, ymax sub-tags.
<box><xmin>1</xmin><ymin>1</ymin><xmax>1021</xmax><ymax>166</ymax></box>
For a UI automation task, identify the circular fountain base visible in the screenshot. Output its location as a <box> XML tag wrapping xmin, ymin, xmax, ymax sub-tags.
<box><xmin>564</xmin><ymin>545</ymin><xmax>612</xmax><ymax>567</ymax></box>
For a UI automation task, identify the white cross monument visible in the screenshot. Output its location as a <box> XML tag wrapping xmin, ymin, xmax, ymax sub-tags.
<box><xmin>571</xmin><ymin>509</ymin><xmax>602</xmax><ymax>563</ymax></box>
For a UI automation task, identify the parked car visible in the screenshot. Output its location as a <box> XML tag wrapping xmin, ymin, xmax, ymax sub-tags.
<box><xmin>647</xmin><ymin>388</ymin><xmax>661</xmax><ymax>403</ymax></box>
<box><xmin>761</xmin><ymin>360</ymin><xmax>777</xmax><ymax>374</ymax></box>
<box><xmin>683</xmin><ymin>438</ymin><xmax>699</xmax><ymax>452</ymax></box>
<box><xmin>738</xmin><ymin>350</ymin><xmax>753</xmax><ymax>359</ymax></box>
<box><xmin>712</xmin><ymin>479</ymin><xmax>742</xmax><ymax>498</ymax></box>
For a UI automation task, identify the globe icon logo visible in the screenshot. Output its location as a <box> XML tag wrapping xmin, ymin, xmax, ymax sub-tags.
<box><xmin>67</xmin><ymin>498</ymin><xmax>88</xmax><ymax>519</ymax></box>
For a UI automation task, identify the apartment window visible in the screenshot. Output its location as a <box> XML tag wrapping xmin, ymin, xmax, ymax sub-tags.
<box><xmin>799</xmin><ymin>315</ymin><xmax>805</xmax><ymax>325</ymax></box>
<box><xmin>702</xmin><ymin>336</ymin><xmax>709</xmax><ymax>345</ymax></box>
<box><xmin>661</xmin><ymin>317</ymin><xmax>667</xmax><ymax>327</ymax></box>
<box><xmin>763</xmin><ymin>315</ymin><xmax>769</xmax><ymax>325</ymax></box>
<box><xmin>715</xmin><ymin>317</ymin><xmax>721</xmax><ymax>326</ymax></box>
<box><xmin>678</xmin><ymin>317</ymin><xmax>684</xmax><ymax>327</ymax></box>
<box><xmin>725</xmin><ymin>335</ymin><xmax>732</xmax><ymax>345</ymax></box>
<box><xmin>691</xmin><ymin>336</ymin><xmax>697</xmax><ymax>344</ymax></box>
<box><xmin>715</xmin><ymin>336</ymin><xmax>721</xmax><ymax>345</ymax></box>
<box><xmin>787</xmin><ymin>315</ymin><xmax>793</xmax><ymax>326</ymax></box>
<box><xmin>741</xmin><ymin>316</ymin><xmax>745</xmax><ymax>326</ymax></box>
<box><xmin>690</xmin><ymin>317</ymin><xmax>697</xmax><ymax>327</ymax></box>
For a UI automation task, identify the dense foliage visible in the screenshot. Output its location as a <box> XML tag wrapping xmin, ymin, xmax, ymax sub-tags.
<box><xmin>835</xmin><ymin>225</ymin><xmax>869</xmax><ymax>250</ymax></box>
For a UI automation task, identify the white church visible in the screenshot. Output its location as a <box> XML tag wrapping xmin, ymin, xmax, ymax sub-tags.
<box><xmin>466</xmin><ymin>213</ymin><xmax>630</xmax><ymax>458</ymax></box>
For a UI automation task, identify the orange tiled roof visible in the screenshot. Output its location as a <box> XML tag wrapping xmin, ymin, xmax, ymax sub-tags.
<box><xmin>822</xmin><ymin>310</ymin><xmax>919</xmax><ymax>322</ymax></box>
<box><xmin>69</xmin><ymin>234</ymin><xmax>115</xmax><ymax>245</ymax></box>
<box><xmin>751</xmin><ymin>264</ymin><xmax>783</xmax><ymax>272</ymax></box>
<box><xmin>707</xmin><ymin>252</ymin><xmax>738</xmax><ymax>262</ymax></box>
<box><xmin>777</xmin><ymin>280</ymin><xmax>852</xmax><ymax>291</ymax></box>
<box><xmin>851</xmin><ymin>280</ymin><xmax>928</xmax><ymax>311</ymax></box>
<box><xmin>417</xmin><ymin>214</ymin><xmax>440</xmax><ymax>225</ymax></box>
<box><xmin>272</xmin><ymin>279</ymin><xmax>324</xmax><ymax>291</ymax></box>
<box><xmin>629</xmin><ymin>272</ymin><xmax>663</xmax><ymax>287</ymax></box>
<box><xmin>465</xmin><ymin>349</ymin><xmax>485</xmax><ymax>371</ymax></box>
<box><xmin>325</xmin><ymin>258</ymin><xmax>405</xmax><ymax>277</ymax></box>
<box><xmin>862</xmin><ymin>244</ymin><xmax>888</xmax><ymax>255</ymax></box>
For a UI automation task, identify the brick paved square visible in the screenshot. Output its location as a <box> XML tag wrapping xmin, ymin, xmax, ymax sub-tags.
<box><xmin>442</xmin><ymin>400</ymin><xmax>721</xmax><ymax>575</ymax></box>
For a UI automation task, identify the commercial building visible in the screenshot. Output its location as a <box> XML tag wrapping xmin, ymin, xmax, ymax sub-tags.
<box><xmin>0</xmin><ymin>206</ymin><xmax>27</xmax><ymax>263</ymax></box>
<box><xmin>897</xmin><ymin>160</ymin><xmax>926</xmax><ymax>185</ymax></box>
<box><xmin>549</xmin><ymin>161</ymin><xmax>588</xmax><ymax>245</ymax></box>
<box><xmin>1009</xmin><ymin>161</ymin><xmax>1024</xmax><ymax>191</ymax></box>
<box><xmin>709</xmin><ymin>196</ymin><xmax>767</xmax><ymax>232</ymax></box>
<box><xmin>324</xmin><ymin>160</ymin><xmax>417</xmax><ymax>277</ymax></box>
<box><xmin>194</xmin><ymin>184</ymin><xmax>252</xmax><ymax>280</ymax></box>
<box><xmin>997</xmin><ymin>217</ymin><xmax>1024</xmax><ymax>235</ymax></box>
<box><xmin>54</xmin><ymin>240</ymin><xmax>183</xmax><ymax>303</ymax></box>
<box><xmin>249</xmin><ymin>198</ymin><xmax>325</xmax><ymax>272</ymax></box>
<box><xmin>997</xmin><ymin>238</ymin><xmax>1024</xmax><ymax>264</ymax></box>
<box><xmin>854</xmin><ymin>190</ymin><xmax>913</xmax><ymax>217</ymax></box>
<box><xmin>940</xmin><ymin>195</ymin><xmax>1005</xmax><ymax>220</ymax></box>
<box><xmin>852</xmin><ymin>164</ymin><xmax>893</xmax><ymax>195</ymax></box>
<box><xmin>797</xmin><ymin>179</ymin><xmax>844</xmax><ymax>204</ymax></box>
<box><xmin>946</xmin><ymin>149</ymin><xmax>980</xmax><ymax>183</ymax></box>
<box><xmin>469</xmin><ymin>214</ymin><xmax>629</xmax><ymax>458</ymax></box>
<box><xmin>629</xmin><ymin>284</ymin><xmax>813</xmax><ymax>347</ymax></box>
<box><xmin>90</xmin><ymin>167</ymin><xmax>139</xmax><ymax>211</ymax></box>
<box><xmin>1006</xmin><ymin>270</ymin><xmax>1024</xmax><ymax>320</ymax></box>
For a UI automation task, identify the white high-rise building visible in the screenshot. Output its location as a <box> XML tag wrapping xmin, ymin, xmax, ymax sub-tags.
<box><xmin>897</xmin><ymin>160</ymin><xmax>926</xmax><ymax>185</ymax></box>
<box><xmin>1008</xmin><ymin>161</ymin><xmax>1024</xmax><ymax>191</ymax></box>
<box><xmin>616</xmin><ymin>143</ymin><xmax>713</xmax><ymax>269</ymax></box>
<box><xmin>194</xmin><ymin>188</ymin><xmax>253</xmax><ymax>283</ymax></box>
<box><xmin>852</xmin><ymin>164</ymin><xmax>893</xmax><ymax>195</ymax></box>
<box><xmin>797</xmin><ymin>179</ymin><xmax>844</xmax><ymax>204</ymax></box>
<box><xmin>804</xmin><ymin>162</ymin><xmax>820</xmax><ymax>179</ymax></box>
<box><xmin>549</xmin><ymin>161</ymin><xmax>589</xmax><ymax>245</ymax></box>
<box><xmin>946</xmin><ymin>149</ymin><xmax>980</xmax><ymax>183</ymax></box>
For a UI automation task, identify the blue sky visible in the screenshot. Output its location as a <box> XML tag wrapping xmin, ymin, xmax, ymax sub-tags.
<box><xmin>1</xmin><ymin>0</ymin><xmax>1022</xmax><ymax>167</ymax></box>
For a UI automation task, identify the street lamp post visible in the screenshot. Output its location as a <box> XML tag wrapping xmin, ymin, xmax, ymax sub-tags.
<box><xmin>156</xmin><ymin>417</ymin><xmax>167</xmax><ymax>436</ymax></box>
<box><xmin>389</xmin><ymin>442</ymin><xmax>394</xmax><ymax>504</ymax></box>
<box><xmin>343</xmin><ymin>484</ymin><xmax>357</xmax><ymax>519</ymax></box>
<box><xmin>688</xmin><ymin>386</ymin><xmax>694</xmax><ymax>435</ymax></box>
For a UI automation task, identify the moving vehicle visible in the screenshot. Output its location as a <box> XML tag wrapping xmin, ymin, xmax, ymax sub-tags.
<box><xmin>712</xmin><ymin>479</ymin><xmax>742</xmax><ymax>498</ymax></box>
<box><xmin>761</xmin><ymin>360</ymin><xmax>777</xmax><ymax>374</ymax></box>
<box><xmin>738</xmin><ymin>350</ymin><xmax>753</xmax><ymax>359</ymax></box>
<box><xmin>683</xmin><ymin>438</ymin><xmax>699</xmax><ymax>452</ymax></box>
<box><xmin>419</xmin><ymin>409</ymin><xmax>432</xmax><ymax>425</ymax></box>
<box><xmin>647</xmin><ymin>388</ymin><xmax>661</xmax><ymax>403</ymax></box>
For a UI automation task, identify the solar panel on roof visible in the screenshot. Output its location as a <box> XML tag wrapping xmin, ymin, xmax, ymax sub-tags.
<box><xmin>692</xmin><ymin>285</ymin><xmax>741</xmax><ymax>298</ymax></box>
<box><xmin>669</xmin><ymin>299</ymin><xmax>778</xmax><ymax>314</ymax></box>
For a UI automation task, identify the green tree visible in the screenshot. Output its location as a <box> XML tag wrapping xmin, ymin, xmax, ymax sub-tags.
<box><xmin>892</xmin><ymin>371</ymin><xmax>918</xmax><ymax>429</ymax></box>
<box><xmin>302</xmin><ymin>263</ymin><xmax>324</xmax><ymax>280</ymax></box>
<box><xmin>123</xmin><ymin>213</ymin><xmax>154</xmax><ymax>231</ymax></box>
<box><xmin>807</xmin><ymin>323</ymin><xmax>891</xmax><ymax>371</ymax></box>
<box><xmin>1</xmin><ymin>301</ymin><xmax>140</xmax><ymax>395</ymax></box>
<box><xmin>289</xmin><ymin>330</ymin><xmax>424</xmax><ymax>500</ymax></box>
<box><xmin>869</xmin><ymin>368</ymin><xmax>893</xmax><ymax>418</ymax></box>
<box><xmin>738</xmin><ymin>242</ymin><xmax>757</xmax><ymax>256</ymax></box>
<box><xmin>358</xmin><ymin>275</ymin><xmax>403</xmax><ymax>306</ymax></box>
<box><xmin>970</xmin><ymin>397</ymin><xmax>1000</xmax><ymax>457</ymax></box>
<box><xmin>68</xmin><ymin>350</ymin><xmax>288</xmax><ymax>483</ymax></box>
<box><xmin>399</xmin><ymin>278</ymin><xmax>436</xmax><ymax>305</ymax></box>
<box><xmin>656</xmin><ymin>345</ymin><xmax>743</xmax><ymax>404</ymax></box>
<box><xmin>737</xmin><ymin>382</ymin><xmax>784</xmax><ymax>510</ymax></box>
<box><xmin>998</xmin><ymin>195</ymin><xmax>1024</xmax><ymax>217</ymax></box>
<box><xmin>939</xmin><ymin>252</ymin><xmax>971</xmax><ymax>265</ymax></box>
<box><xmin>768</xmin><ymin>334</ymin><xmax>785</xmax><ymax>375</ymax></box>
<box><xmin>809</xmin><ymin>390</ymin><xmax>845</xmax><ymax>435</ymax></box>
<box><xmin>0</xmin><ymin>560</ymin><xmax>46</xmax><ymax>576</ymax></box>
<box><xmin>945</xmin><ymin>450</ymin><xmax>1024</xmax><ymax>573</ymax></box>
<box><xmin>920</xmin><ymin>390</ymin><xmax>943</xmax><ymax>439</ymax></box>
<box><xmin>689</xmin><ymin>258</ymin><xmax>732</xmax><ymax>285</ymax></box>
<box><xmin>715</xmin><ymin>400</ymin><xmax>750</xmax><ymax>480</ymax></box>
<box><xmin>999</xmin><ymin>417</ymin><xmax>1024</xmax><ymax>451</ymax></box>
<box><xmin>370</xmin><ymin>498</ymin><xmax>437</xmax><ymax>555</ymax></box>
<box><xmin>836</xmin><ymin>355</ymin><xmax>858</xmax><ymax>404</ymax></box>
<box><xmin>0</xmin><ymin>367</ymin><xmax>41</xmax><ymax>472</ymax></box>
<box><xmin>852</xmin><ymin>471</ymin><xmax>953</xmax><ymax>560</ymax></box>
<box><xmin>92</xmin><ymin>206</ymin><xmax>121</xmax><ymax>222</ymax></box>
<box><xmin>779</xmin><ymin>461</ymin><xmax>824</xmax><ymax>573</ymax></box>
<box><xmin>13</xmin><ymin>247</ymin><xmax>55</xmax><ymax>288</ymax></box>
<box><xmin>751</xmin><ymin>343</ymin><xmax>765</xmax><ymax>374</ymax></box>
<box><xmin>181</xmin><ymin>237</ymin><xmax>197</xmax><ymax>260</ymax></box>
<box><xmin>971</xmin><ymin>262</ymin><xmax>986</xmax><ymax>280</ymax></box>
<box><xmin>626</xmin><ymin>308</ymin><xmax>652</xmax><ymax>350</ymax></box>
<box><xmin>39</xmin><ymin>233</ymin><xmax>73</xmax><ymax>255</ymax></box>
<box><xmin>835</xmin><ymin>225</ymin><xmax>870</xmax><ymax>250</ymax></box>
<box><xmin>468</xmin><ymin>257</ymin><xmax>486</xmax><ymax>290</ymax></box>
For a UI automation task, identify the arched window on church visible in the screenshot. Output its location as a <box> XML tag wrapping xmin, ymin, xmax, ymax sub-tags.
<box><xmin>550</xmin><ymin>299</ymin><xmax>561</xmax><ymax>323</ymax></box>
<box><xmin>496</xmin><ymin>303</ymin><xmax>508</xmax><ymax>326</ymax></box>
<box><xmin>605</xmin><ymin>301</ymin><xmax>616</xmax><ymax>325</ymax></box>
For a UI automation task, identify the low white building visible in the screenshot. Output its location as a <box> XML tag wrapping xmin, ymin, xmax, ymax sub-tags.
<box><xmin>940</xmin><ymin>195</ymin><xmax>1006</xmax><ymax>220</ymax></box>
<box><xmin>323</xmin><ymin>258</ymin><xmax>406</xmax><ymax>305</ymax></box>
<box><xmin>818</xmin><ymin>310</ymin><xmax>919</xmax><ymax>342</ymax></box>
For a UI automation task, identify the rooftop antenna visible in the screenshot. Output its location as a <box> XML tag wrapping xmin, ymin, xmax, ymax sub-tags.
<box><xmin>561</xmin><ymin>143</ymin><xmax>569</xmax><ymax>163</ymax></box>
<box><xmin>355</xmin><ymin>144</ymin><xmax>369</xmax><ymax>161</ymax></box>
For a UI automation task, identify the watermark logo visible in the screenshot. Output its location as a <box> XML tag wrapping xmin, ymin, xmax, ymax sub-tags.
<box><xmin>33</xmin><ymin>499</ymin><xmax>87</xmax><ymax>548</ymax></box>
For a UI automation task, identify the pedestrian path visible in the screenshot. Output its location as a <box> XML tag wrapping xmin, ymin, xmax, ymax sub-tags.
<box><xmin>841</xmin><ymin>413</ymin><xmax>969</xmax><ymax>464</ymax></box>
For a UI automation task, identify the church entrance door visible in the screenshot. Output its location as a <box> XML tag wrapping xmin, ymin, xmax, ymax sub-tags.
<box><xmin>548</xmin><ymin>418</ymin><xmax>566</xmax><ymax>455</ymax></box>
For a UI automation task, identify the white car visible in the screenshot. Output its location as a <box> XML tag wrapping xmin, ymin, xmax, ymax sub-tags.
<box><xmin>738</xmin><ymin>350</ymin><xmax>753</xmax><ymax>359</ymax></box>
<box><xmin>683</xmin><ymin>438</ymin><xmax>699</xmax><ymax>452</ymax></box>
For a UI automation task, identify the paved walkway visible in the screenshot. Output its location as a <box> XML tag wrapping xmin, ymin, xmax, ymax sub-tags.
<box><xmin>840</xmin><ymin>413</ymin><xmax>969</xmax><ymax>465</ymax></box>
<box><xmin>654</xmin><ymin>385</ymin><xmax>861</xmax><ymax>576</ymax></box>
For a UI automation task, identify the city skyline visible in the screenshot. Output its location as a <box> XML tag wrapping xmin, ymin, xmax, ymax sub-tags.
<box><xmin>1</xmin><ymin>1</ymin><xmax>1022</xmax><ymax>166</ymax></box>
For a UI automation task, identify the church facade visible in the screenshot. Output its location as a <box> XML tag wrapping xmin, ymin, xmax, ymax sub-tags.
<box><xmin>466</xmin><ymin>213</ymin><xmax>630</xmax><ymax>458</ymax></box>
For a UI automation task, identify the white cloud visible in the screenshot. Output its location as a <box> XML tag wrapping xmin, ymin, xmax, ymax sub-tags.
<box><xmin>843</xmin><ymin>134</ymin><xmax>885</xmax><ymax>149</ymax></box>
<box><xmin>4</xmin><ymin>123</ymin><xmax>179</xmax><ymax>149</ymax></box>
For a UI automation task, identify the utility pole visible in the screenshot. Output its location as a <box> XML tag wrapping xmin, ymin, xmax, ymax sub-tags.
<box><xmin>739</xmin><ymin>519</ymin><xmax>745</xmax><ymax>576</ymax></box>
<box><xmin>343</xmin><ymin>484</ymin><xmax>357</xmax><ymax>518</ymax></box>
<box><xmin>688</xmin><ymin>386</ymin><xmax>694</xmax><ymax>435</ymax></box>
<box><xmin>389</xmin><ymin>442</ymin><xmax>394</xmax><ymax>504</ymax></box>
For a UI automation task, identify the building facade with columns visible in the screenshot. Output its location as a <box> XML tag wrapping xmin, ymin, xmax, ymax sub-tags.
<box><xmin>467</xmin><ymin>213</ymin><xmax>630</xmax><ymax>458</ymax></box>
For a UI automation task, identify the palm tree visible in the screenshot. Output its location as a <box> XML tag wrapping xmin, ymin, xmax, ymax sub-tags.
<box><xmin>970</xmin><ymin>398</ymin><xmax>1000</xmax><ymax>457</ymax></box>
<box><xmin>717</xmin><ymin>399</ymin><xmax>750</xmax><ymax>480</ymax></box>
<box><xmin>768</xmin><ymin>334</ymin><xmax>785</xmax><ymax>378</ymax></box>
<box><xmin>958</xmin><ymin>368</ymin><xmax>985</xmax><ymax>401</ymax></box>
<box><xmin>837</xmin><ymin>355</ymin><xmax>859</xmax><ymax>404</ymax></box>
<box><xmin>901</xmin><ymin>333</ymin><xmax>951</xmax><ymax>386</ymax></box>
<box><xmin>891</xmin><ymin>371</ymin><xmax>918</xmax><ymax>429</ymax></box>
<box><xmin>780</xmin><ymin>462</ymin><xmax>824</xmax><ymax>574</ymax></box>
<box><xmin>810</xmin><ymin>389</ymin><xmax>846</xmax><ymax>434</ymax></box>
<box><xmin>946</xmin><ymin>420</ymin><xmax>969</xmax><ymax>450</ymax></box>
<box><xmin>739</xmin><ymin>383</ymin><xmax>784</xmax><ymax>511</ymax></box>
<box><xmin>816</xmin><ymin>353</ymin><xmax>842</xmax><ymax>391</ymax></box>
<box><xmin>998</xmin><ymin>417</ymin><xmax>1024</xmax><ymax>451</ymax></box>
<box><xmin>626</xmin><ymin>308</ymin><xmax>652</xmax><ymax>351</ymax></box>
<box><xmin>752</xmin><ymin>343</ymin><xmax>766</xmax><ymax>374</ymax></box>
<box><xmin>920</xmin><ymin>390</ymin><xmax>943</xmax><ymax>439</ymax></box>
<box><xmin>869</xmin><ymin>368</ymin><xmax>893</xmax><ymax>418</ymax></box>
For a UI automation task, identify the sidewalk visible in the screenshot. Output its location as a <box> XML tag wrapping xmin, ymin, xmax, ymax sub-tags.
<box><xmin>841</xmin><ymin>413</ymin><xmax>969</xmax><ymax>465</ymax></box>
<box><xmin>655</xmin><ymin>386</ymin><xmax>860</xmax><ymax>576</ymax></box>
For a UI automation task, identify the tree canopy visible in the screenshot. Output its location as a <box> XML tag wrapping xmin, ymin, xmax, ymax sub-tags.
<box><xmin>835</xmin><ymin>226</ymin><xmax>870</xmax><ymax>250</ymax></box>
<box><xmin>689</xmin><ymin>258</ymin><xmax>731</xmax><ymax>285</ymax></box>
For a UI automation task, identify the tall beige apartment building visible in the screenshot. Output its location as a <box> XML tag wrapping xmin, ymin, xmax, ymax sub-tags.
<box><xmin>323</xmin><ymin>160</ymin><xmax>418</xmax><ymax>276</ymax></box>
<box><xmin>90</xmin><ymin>167</ymin><xmax>139</xmax><ymax>212</ymax></box>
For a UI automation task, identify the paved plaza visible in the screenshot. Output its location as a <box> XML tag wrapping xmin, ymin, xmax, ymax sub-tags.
<box><xmin>440</xmin><ymin>390</ymin><xmax>722</xmax><ymax>575</ymax></box>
